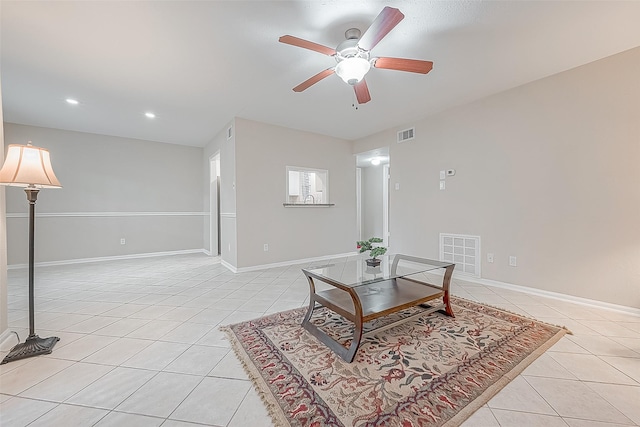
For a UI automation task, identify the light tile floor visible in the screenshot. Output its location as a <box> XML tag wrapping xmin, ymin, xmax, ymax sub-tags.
<box><xmin>1</xmin><ymin>254</ymin><xmax>639</xmax><ymax>426</ymax></box>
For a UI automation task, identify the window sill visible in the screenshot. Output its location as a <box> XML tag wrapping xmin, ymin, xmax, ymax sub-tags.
<box><xmin>283</xmin><ymin>203</ymin><xmax>335</xmax><ymax>207</ymax></box>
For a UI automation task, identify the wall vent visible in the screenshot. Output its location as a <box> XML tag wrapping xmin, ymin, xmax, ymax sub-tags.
<box><xmin>227</xmin><ymin>126</ymin><xmax>233</xmax><ymax>140</ymax></box>
<box><xmin>440</xmin><ymin>233</ymin><xmax>481</xmax><ymax>278</ymax></box>
<box><xmin>397</xmin><ymin>127</ymin><xmax>415</xmax><ymax>143</ymax></box>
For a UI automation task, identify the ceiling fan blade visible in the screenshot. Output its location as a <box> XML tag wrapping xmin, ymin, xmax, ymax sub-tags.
<box><xmin>293</xmin><ymin>68</ymin><xmax>335</xmax><ymax>92</ymax></box>
<box><xmin>354</xmin><ymin>79</ymin><xmax>371</xmax><ymax>104</ymax></box>
<box><xmin>279</xmin><ymin>35</ymin><xmax>336</xmax><ymax>56</ymax></box>
<box><xmin>374</xmin><ymin>57</ymin><xmax>434</xmax><ymax>74</ymax></box>
<box><xmin>358</xmin><ymin>7</ymin><xmax>405</xmax><ymax>51</ymax></box>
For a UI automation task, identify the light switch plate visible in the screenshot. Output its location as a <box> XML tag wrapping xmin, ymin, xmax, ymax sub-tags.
<box><xmin>439</xmin><ymin>180</ymin><xmax>445</xmax><ymax>190</ymax></box>
<box><xmin>439</xmin><ymin>170</ymin><xmax>446</xmax><ymax>180</ymax></box>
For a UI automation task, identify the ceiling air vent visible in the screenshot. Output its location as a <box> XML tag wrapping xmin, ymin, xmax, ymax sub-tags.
<box><xmin>397</xmin><ymin>127</ymin><xmax>415</xmax><ymax>143</ymax></box>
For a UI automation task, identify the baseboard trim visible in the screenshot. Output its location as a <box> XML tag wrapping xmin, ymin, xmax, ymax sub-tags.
<box><xmin>7</xmin><ymin>249</ymin><xmax>210</xmax><ymax>270</ymax></box>
<box><xmin>221</xmin><ymin>251</ymin><xmax>359</xmax><ymax>274</ymax></box>
<box><xmin>460</xmin><ymin>274</ymin><xmax>640</xmax><ymax>317</ymax></box>
<box><xmin>221</xmin><ymin>259</ymin><xmax>237</xmax><ymax>273</ymax></box>
<box><xmin>0</xmin><ymin>329</ymin><xmax>19</xmax><ymax>351</ymax></box>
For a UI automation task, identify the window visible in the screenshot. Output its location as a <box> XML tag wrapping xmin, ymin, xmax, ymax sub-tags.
<box><xmin>286</xmin><ymin>166</ymin><xmax>328</xmax><ymax>204</ymax></box>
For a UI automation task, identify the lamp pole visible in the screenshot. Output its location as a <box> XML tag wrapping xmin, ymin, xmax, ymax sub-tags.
<box><xmin>26</xmin><ymin>187</ymin><xmax>39</xmax><ymax>339</ymax></box>
<box><xmin>0</xmin><ymin>188</ymin><xmax>60</xmax><ymax>364</ymax></box>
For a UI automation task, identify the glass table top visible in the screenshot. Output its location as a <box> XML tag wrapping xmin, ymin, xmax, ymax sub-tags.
<box><xmin>303</xmin><ymin>254</ymin><xmax>453</xmax><ymax>288</ymax></box>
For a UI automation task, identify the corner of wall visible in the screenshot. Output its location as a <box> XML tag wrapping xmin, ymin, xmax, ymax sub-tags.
<box><xmin>0</xmin><ymin>77</ymin><xmax>9</xmax><ymax>337</ymax></box>
<box><xmin>203</xmin><ymin>118</ymin><xmax>238</xmax><ymax>270</ymax></box>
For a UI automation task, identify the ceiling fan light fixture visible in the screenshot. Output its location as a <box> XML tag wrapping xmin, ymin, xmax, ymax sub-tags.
<box><xmin>335</xmin><ymin>57</ymin><xmax>371</xmax><ymax>85</ymax></box>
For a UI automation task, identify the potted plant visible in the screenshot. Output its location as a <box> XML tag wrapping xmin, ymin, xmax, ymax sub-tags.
<box><xmin>357</xmin><ymin>237</ymin><xmax>387</xmax><ymax>267</ymax></box>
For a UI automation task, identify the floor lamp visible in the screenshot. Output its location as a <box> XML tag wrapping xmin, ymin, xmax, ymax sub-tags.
<box><xmin>0</xmin><ymin>142</ymin><xmax>62</xmax><ymax>364</ymax></box>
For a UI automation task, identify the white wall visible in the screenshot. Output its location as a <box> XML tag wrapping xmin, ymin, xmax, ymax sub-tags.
<box><xmin>353</xmin><ymin>47</ymin><xmax>640</xmax><ymax>309</ymax></box>
<box><xmin>234</xmin><ymin>118</ymin><xmax>356</xmax><ymax>268</ymax></box>
<box><xmin>4</xmin><ymin>124</ymin><xmax>205</xmax><ymax>265</ymax></box>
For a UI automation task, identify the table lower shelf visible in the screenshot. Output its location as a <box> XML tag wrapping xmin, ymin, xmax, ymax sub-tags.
<box><xmin>315</xmin><ymin>277</ymin><xmax>444</xmax><ymax>322</ymax></box>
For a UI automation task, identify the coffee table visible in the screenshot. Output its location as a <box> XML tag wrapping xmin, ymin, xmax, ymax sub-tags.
<box><xmin>301</xmin><ymin>254</ymin><xmax>455</xmax><ymax>362</ymax></box>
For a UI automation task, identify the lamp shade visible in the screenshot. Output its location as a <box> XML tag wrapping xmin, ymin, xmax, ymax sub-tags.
<box><xmin>335</xmin><ymin>57</ymin><xmax>371</xmax><ymax>85</ymax></box>
<box><xmin>0</xmin><ymin>143</ymin><xmax>62</xmax><ymax>188</ymax></box>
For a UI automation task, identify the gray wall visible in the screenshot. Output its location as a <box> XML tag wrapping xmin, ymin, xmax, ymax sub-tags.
<box><xmin>5</xmin><ymin>124</ymin><xmax>205</xmax><ymax>265</ymax></box>
<box><xmin>234</xmin><ymin>118</ymin><xmax>357</xmax><ymax>268</ymax></box>
<box><xmin>361</xmin><ymin>165</ymin><xmax>384</xmax><ymax>240</ymax></box>
<box><xmin>353</xmin><ymin>47</ymin><xmax>640</xmax><ymax>309</ymax></box>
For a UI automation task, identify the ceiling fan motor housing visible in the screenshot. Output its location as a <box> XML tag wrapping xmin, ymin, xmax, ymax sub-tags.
<box><xmin>335</xmin><ymin>30</ymin><xmax>370</xmax><ymax>62</ymax></box>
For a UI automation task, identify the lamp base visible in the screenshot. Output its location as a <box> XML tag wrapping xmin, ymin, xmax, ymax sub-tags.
<box><xmin>1</xmin><ymin>335</ymin><xmax>60</xmax><ymax>365</ymax></box>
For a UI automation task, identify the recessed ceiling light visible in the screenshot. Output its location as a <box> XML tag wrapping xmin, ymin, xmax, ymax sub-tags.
<box><xmin>145</xmin><ymin>112</ymin><xmax>156</xmax><ymax>119</ymax></box>
<box><xmin>65</xmin><ymin>98</ymin><xmax>79</xmax><ymax>105</ymax></box>
<box><xmin>371</xmin><ymin>158</ymin><xmax>381</xmax><ymax>166</ymax></box>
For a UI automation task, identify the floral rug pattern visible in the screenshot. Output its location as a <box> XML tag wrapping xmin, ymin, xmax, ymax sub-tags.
<box><xmin>222</xmin><ymin>297</ymin><xmax>567</xmax><ymax>427</ymax></box>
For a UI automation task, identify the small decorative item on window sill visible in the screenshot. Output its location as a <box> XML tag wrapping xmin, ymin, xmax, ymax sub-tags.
<box><xmin>356</xmin><ymin>237</ymin><xmax>387</xmax><ymax>267</ymax></box>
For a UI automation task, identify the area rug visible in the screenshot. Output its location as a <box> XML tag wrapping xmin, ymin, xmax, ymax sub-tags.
<box><xmin>221</xmin><ymin>297</ymin><xmax>568</xmax><ymax>427</ymax></box>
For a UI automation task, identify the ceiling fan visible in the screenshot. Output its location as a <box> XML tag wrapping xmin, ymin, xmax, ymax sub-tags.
<box><xmin>279</xmin><ymin>6</ymin><xmax>433</xmax><ymax>104</ymax></box>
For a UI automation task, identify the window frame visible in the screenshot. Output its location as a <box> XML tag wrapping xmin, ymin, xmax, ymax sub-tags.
<box><xmin>285</xmin><ymin>166</ymin><xmax>329</xmax><ymax>205</ymax></box>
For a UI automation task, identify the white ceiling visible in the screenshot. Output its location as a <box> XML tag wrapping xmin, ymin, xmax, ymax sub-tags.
<box><xmin>2</xmin><ymin>1</ymin><xmax>640</xmax><ymax>147</ymax></box>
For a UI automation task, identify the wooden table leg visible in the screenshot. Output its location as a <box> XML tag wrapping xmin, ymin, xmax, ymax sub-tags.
<box><xmin>442</xmin><ymin>265</ymin><xmax>455</xmax><ymax>318</ymax></box>
<box><xmin>301</xmin><ymin>273</ymin><xmax>364</xmax><ymax>363</ymax></box>
<box><xmin>344</xmin><ymin>295</ymin><xmax>364</xmax><ymax>363</ymax></box>
<box><xmin>301</xmin><ymin>274</ymin><xmax>317</xmax><ymax>325</ymax></box>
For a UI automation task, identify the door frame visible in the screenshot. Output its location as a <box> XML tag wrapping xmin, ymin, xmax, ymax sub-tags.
<box><xmin>382</xmin><ymin>164</ymin><xmax>390</xmax><ymax>246</ymax></box>
<box><xmin>209</xmin><ymin>152</ymin><xmax>221</xmax><ymax>256</ymax></box>
<box><xmin>356</xmin><ymin>167</ymin><xmax>362</xmax><ymax>241</ymax></box>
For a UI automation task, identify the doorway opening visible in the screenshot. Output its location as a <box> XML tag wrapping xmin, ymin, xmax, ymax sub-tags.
<box><xmin>355</xmin><ymin>147</ymin><xmax>390</xmax><ymax>247</ymax></box>
<box><xmin>210</xmin><ymin>153</ymin><xmax>221</xmax><ymax>256</ymax></box>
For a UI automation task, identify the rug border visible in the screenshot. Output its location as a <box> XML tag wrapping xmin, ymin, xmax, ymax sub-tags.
<box><xmin>221</xmin><ymin>300</ymin><xmax>569</xmax><ymax>427</ymax></box>
<box><xmin>442</xmin><ymin>297</ymin><xmax>570</xmax><ymax>425</ymax></box>
<box><xmin>442</xmin><ymin>324</ymin><xmax>567</xmax><ymax>427</ymax></box>
<box><xmin>221</xmin><ymin>320</ymin><xmax>294</xmax><ymax>427</ymax></box>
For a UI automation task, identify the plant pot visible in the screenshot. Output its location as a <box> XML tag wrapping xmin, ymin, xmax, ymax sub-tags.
<box><xmin>366</xmin><ymin>258</ymin><xmax>381</xmax><ymax>267</ymax></box>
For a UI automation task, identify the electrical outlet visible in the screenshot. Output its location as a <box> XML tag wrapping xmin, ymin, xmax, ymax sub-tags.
<box><xmin>263</xmin><ymin>243</ymin><xmax>269</xmax><ymax>252</ymax></box>
<box><xmin>120</xmin><ymin>238</ymin><xmax>126</xmax><ymax>245</ymax></box>
<box><xmin>487</xmin><ymin>253</ymin><xmax>494</xmax><ymax>263</ymax></box>
<box><xmin>439</xmin><ymin>180</ymin><xmax>445</xmax><ymax>190</ymax></box>
<box><xmin>509</xmin><ymin>256</ymin><xmax>517</xmax><ymax>267</ymax></box>
<box><xmin>395</xmin><ymin>183</ymin><xmax>400</xmax><ymax>190</ymax></box>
